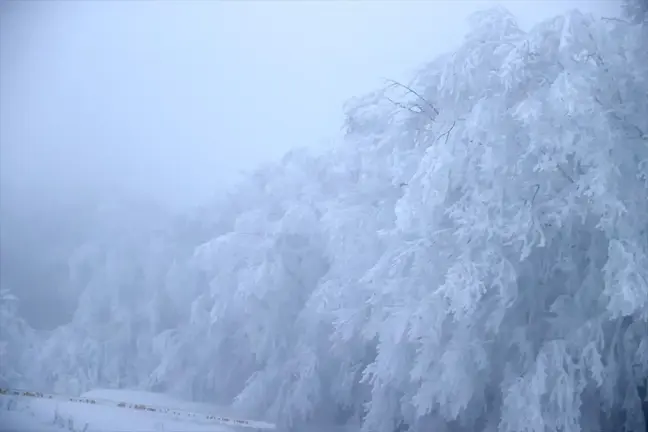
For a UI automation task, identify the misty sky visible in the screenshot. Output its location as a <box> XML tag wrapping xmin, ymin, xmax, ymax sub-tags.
<box><xmin>0</xmin><ymin>0</ymin><xmax>619</xmax><ymax>210</ymax></box>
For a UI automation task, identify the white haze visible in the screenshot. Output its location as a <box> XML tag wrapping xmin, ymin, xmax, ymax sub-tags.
<box><xmin>5</xmin><ymin>3</ymin><xmax>648</xmax><ymax>432</ymax></box>
<box><xmin>1</xmin><ymin>0</ymin><xmax>618</xmax><ymax>209</ymax></box>
<box><xmin>1</xmin><ymin>0</ymin><xmax>617</xmax><ymax>330</ymax></box>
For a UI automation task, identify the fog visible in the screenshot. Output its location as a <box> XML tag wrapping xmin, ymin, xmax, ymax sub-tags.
<box><xmin>5</xmin><ymin>3</ymin><xmax>647</xmax><ymax>430</ymax></box>
<box><xmin>1</xmin><ymin>0</ymin><xmax>618</xmax><ymax>210</ymax></box>
<box><xmin>0</xmin><ymin>1</ymin><xmax>619</xmax><ymax>329</ymax></box>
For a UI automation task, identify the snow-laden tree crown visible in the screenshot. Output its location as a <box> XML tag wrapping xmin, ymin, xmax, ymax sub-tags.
<box><xmin>2</xmin><ymin>6</ymin><xmax>647</xmax><ymax>432</ymax></box>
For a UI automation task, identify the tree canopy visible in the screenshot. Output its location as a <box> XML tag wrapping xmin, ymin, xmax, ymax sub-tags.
<box><xmin>2</xmin><ymin>6</ymin><xmax>647</xmax><ymax>432</ymax></box>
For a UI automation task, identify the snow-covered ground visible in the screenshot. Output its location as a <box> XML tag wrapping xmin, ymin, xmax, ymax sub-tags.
<box><xmin>0</xmin><ymin>388</ymin><xmax>363</xmax><ymax>432</ymax></box>
<box><xmin>0</xmin><ymin>389</ymin><xmax>244</xmax><ymax>432</ymax></box>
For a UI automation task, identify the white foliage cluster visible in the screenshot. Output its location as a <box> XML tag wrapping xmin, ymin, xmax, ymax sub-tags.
<box><xmin>7</xmin><ymin>8</ymin><xmax>648</xmax><ymax>432</ymax></box>
<box><xmin>0</xmin><ymin>288</ymin><xmax>38</xmax><ymax>388</ymax></box>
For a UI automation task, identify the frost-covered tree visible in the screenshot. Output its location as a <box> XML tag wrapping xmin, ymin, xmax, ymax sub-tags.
<box><xmin>344</xmin><ymin>7</ymin><xmax>648</xmax><ymax>432</ymax></box>
<box><xmin>0</xmin><ymin>288</ymin><xmax>37</xmax><ymax>388</ymax></box>
<box><xmin>29</xmin><ymin>197</ymin><xmax>184</xmax><ymax>395</ymax></box>
<box><xmin>19</xmin><ymin>5</ymin><xmax>648</xmax><ymax>432</ymax></box>
<box><xmin>622</xmin><ymin>0</ymin><xmax>648</xmax><ymax>23</ymax></box>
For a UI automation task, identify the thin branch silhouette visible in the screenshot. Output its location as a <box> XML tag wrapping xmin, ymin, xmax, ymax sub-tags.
<box><xmin>383</xmin><ymin>78</ymin><xmax>440</xmax><ymax>117</ymax></box>
<box><xmin>435</xmin><ymin>121</ymin><xmax>457</xmax><ymax>145</ymax></box>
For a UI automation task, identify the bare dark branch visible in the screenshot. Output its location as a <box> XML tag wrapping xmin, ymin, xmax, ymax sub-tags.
<box><xmin>601</xmin><ymin>16</ymin><xmax>631</xmax><ymax>23</ymax></box>
<box><xmin>528</xmin><ymin>184</ymin><xmax>540</xmax><ymax>205</ymax></box>
<box><xmin>556</xmin><ymin>164</ymin><xmax>576</xmax><ymax>184</ymax></box>
<box><xmin>383</xmin><ymin>78</ymin><xmax>440</xmax><ymax>116</ymax></box>
<box><xmin>385</xmin><ymin>97</ymin><xmax>424</xmax><ymax>115</ymax></box>
<box><xmin>435</xmin><ymin>121</ymin><xmax>457</xmax><ymax>145</ymax></box>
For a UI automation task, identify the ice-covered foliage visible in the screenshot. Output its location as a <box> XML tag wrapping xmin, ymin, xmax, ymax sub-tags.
<box><xmin>0</xmin><ymin>288</ymin><xmax>38</xmax><ymax>388</ymax></box>
<box><xmin>622</xmin><ymin>0</ymin><xmax>648</xmax><ymax>23</ymax></box>
<box><xmin>9</xmin><ymin>6</ymin><xmax>648</xmax><ymax>432</ymax></box>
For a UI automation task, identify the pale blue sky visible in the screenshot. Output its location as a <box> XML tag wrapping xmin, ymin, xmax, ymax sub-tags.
<box><xmin>0</xmin><ymin>0</ymin><xmax>619</xmax><ymax>210</ymax></box>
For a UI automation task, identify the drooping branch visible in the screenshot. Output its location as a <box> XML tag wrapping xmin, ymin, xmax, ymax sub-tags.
<box><xmin>527</xmin><ymin>184</ymin><xmax>540</xmax><ymax>206</ymax></box>
<box><xmin>385</xmin><ymin>96</ymin><xmax>424</xmax><ymax>116</ymax></box>
<box><xmin>556</xmin><ymin>164</ymin><xmax>576</xmax><ymax>184</ymax></box>
<box><xmin>435</xmin><ymin>121</ymin><xmax>457</xmax><ymax>145</ymax></box>
<box><xmin>383</xmin><ymin>78</ymin><xmax>440</xmax><ymax>119</ymax></box>
<box><xmin>382</xmin><ymin>77</ymin><xmax>460</xmax><ymax>147</ymax></box>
